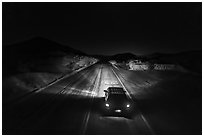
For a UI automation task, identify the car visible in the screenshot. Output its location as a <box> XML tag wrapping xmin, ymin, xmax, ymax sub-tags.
<box><xmin>103</xmin><ymin>87</ymin><xmax>134</xmax><ymax>118</ymax></box>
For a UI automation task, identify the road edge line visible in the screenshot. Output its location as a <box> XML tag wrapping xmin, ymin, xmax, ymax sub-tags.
<box><xmin>35</xmin><ymin>62</ymin><xmax>98</xmax><ymax>93</ymax></box>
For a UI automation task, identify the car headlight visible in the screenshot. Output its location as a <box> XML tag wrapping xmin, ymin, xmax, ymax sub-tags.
<box><xmin>126</xmin><ymin>104</ymin><xmax>130</xmax><ymax>108</ymax></box>
<box><xmin>105</xmin><ymin>103</ymin><xmax>110</xmax><ymax>107</ymax></box>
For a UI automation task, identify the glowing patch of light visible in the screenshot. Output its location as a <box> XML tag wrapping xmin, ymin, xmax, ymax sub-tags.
<box><xmin>105</xmin><ymin>103</ymin><xmax>109</xmax><ymax>107</ymax></box>
<box><xmin>104</xmin><ymin>80</ymin><xmax>119</xmax><ymax>85</ymax></box>
<box><xmin>115</xmin><ymin>109</ymin><xmax>121</xmax><ymax>113</ymax></box>
<box><xmin>65</xmin><ymin>87</ymin><xmax>97</xmax><ymax>97</ymax></box>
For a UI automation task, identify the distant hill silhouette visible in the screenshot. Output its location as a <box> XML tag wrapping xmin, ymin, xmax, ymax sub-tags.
<box><xmin>3</xmin><ymin>36</ymin><xmax>201</xmax><ymax>75</ymax></box>
<box><xmin>3</xmin><ymin>37</ymin><xmax>89</xmax><ymax>77</ymax></box>
<box><xmin>3</xmin><ymin>37</ymin><xmax>86</xmax><ymax>58</ymax></box>
<box><xmin>97</xmin><ymin>52</ymin><xmax>147</xmax><ymax>62</ymax></box>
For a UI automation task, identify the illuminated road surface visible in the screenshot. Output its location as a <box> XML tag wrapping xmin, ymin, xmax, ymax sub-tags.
<box><xmin>3</xmin><ymin>63</ymin><xmax>201</xmax><ymax>134</ymax></box>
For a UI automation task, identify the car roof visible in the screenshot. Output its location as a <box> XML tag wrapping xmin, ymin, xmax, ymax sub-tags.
<box><xmin>107</xmin><ymin>87</ymin><xmax>125</xmax><ymax>94</ymax></box>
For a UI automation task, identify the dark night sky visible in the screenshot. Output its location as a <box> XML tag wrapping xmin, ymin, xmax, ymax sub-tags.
<box><xmin>3</xmin><ymin>2</ymin><xmax>202</xmax><ymax>55</ymax></box>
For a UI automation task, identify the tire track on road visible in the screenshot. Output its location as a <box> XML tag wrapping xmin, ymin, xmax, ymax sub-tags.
<box><xmin>17</xmin><ymin>66</ymin><xmax>95</xmax><ymax>129</ymax></box>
